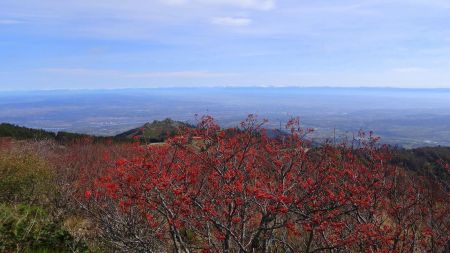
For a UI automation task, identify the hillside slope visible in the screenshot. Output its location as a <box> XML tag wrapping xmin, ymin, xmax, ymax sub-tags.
<box><xmin>0</xmin><ymin>123</ymin><xmax>56</xmax><ymax>140</ymax></box>
<box><xmin>0</xmin><ymin>123</ymin><xmax>114</xmax><ymax>143</ymax></box>
<box><xmin>115</xmin><ymin>118</ymin><xmax>193</xmax><ymax>142</ymax></box>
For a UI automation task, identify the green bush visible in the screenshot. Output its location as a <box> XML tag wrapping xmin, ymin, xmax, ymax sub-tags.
<box><xmin>0</xmin><ymin>204</ymin><xmax>87</xmax><ymax>252</ymax></box>
<box><xmin>0</xmin><ymin>150</ymin><xmax>54</xmax><ymax>205</ymax></box>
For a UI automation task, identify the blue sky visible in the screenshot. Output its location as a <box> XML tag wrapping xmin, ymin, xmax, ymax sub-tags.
<box><xmin>1</xmin><ymin>0</ymin><xmax>450</xmax><ymax>90</ymax></box>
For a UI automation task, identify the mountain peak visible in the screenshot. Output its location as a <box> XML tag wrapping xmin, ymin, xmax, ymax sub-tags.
<box><xmin>115</xmin><ymin>118</ymin><xmax>192</xmax><ymax>142</ymax></box>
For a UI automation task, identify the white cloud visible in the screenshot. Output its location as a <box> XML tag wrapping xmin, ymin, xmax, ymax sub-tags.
<box><xmin>39</xmin><ymin>68</ymin><xmax>236</xmax><ymax>78</ymax></box>
<box><xmin>0</xmin><ymin>19</ymin><xmax>22</xmax><ymax>25</ymax></box>
<box><xmin>128</xmin><ymin>70</ymin><xmax>236</xmax><ymax>78</ymax></box>
<box><xmin>211</xmin><ymin>16</ymin><xmax>252</xmax><ymax>26</ymax></box>
<box><xmin>405</xmin><ymin>0</ymin><xmax>450</xmax><ymax>9</ymax></box>
<box><xmin>160</xmin><ymin>0</ymin><xmax>275</xmax><ymax>10</ymax></box>
<box><xmin>40</xmin><ymin>68</ymin><xmax>119</xmax><ymax>76</ymax></box>
<box><xmin>392</xmin><ymin>67</ymin><xmax>429</xmax><ymax>73</ymax></box>
<box><xmin>198</xmin><ymin>0</ymin><xmax>275</xmax><ymax>10</ymax></box>
<box><xmin>160</xmin><ymin>0</ymin><xmax>188</xmax><ymax>6</ymax></box>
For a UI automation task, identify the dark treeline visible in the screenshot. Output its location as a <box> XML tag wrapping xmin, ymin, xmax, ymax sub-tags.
<box><xmin>392</xmin><ymin>146</ymin><xmax>450</xmax><ymax>189</ymax></box>
<box><xmin>0</xmin><ymin>119</ymin><xmax>194</xmax><ymax>144</ymax></box>
<box><xmin>0</xmin><ymin>123</ymin><xmax>128</xmax><ymax>144</ymax></box>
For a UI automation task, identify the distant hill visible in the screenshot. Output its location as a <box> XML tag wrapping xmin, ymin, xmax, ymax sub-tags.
<box><xmin>1</xmin><ymin>119</ymin><xmax>193</xmax><ymax>144</ymax></box>
<box><xmin>115</xmin><ymin>118</ymin><xmax>193</xmax><ymax>142</ymax></box>
<box><xmin>0</xmin><ymin>123</ymin><xmax>56</xmax><ymax>140</ymax></box>
<box><xmin>0</xmin><ymin>123</ymin><xmax>116</xmax><ymax>144</ymax></box>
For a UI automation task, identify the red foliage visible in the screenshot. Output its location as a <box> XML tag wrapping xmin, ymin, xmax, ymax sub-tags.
<box><xmin>82</xmin><ymin>115</ymin><xmax>450</xmax><ymax>252</ymax></box>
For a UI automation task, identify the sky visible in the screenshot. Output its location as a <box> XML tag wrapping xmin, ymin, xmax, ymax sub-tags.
<box><xmin>1</xmin><ymin>0</ymin><xmax>450</xmax><ymax>90</ymax></box>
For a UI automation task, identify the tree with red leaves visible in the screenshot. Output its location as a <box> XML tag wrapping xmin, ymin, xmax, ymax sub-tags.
<box><xmin>82</xmin><ymin>115</ymin><xmax>449</xmax><ymax>253</ymax></box>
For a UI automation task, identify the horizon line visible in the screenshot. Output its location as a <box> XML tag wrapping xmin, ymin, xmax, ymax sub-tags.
<box><xmin>2</xmin><ymin>85</ymin><xmax>450</xmax><ymax>92</ymax></box>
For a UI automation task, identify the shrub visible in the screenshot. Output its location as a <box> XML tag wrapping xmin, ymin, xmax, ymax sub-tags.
<box><xmin>0</xmin><ymin>149</ymin><xmax>54</xmax><ymax>205</ymax></box>
<box><xmin>0</xmin><ymin>204</ymin><xmax>87</xmax><ymax>252</ymax></box>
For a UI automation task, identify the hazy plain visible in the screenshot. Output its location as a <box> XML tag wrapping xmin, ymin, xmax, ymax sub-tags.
<box><xmin>1</xmin><ymin>87</ymin><xmax>449</xmax><ymax>148</ymax></box>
